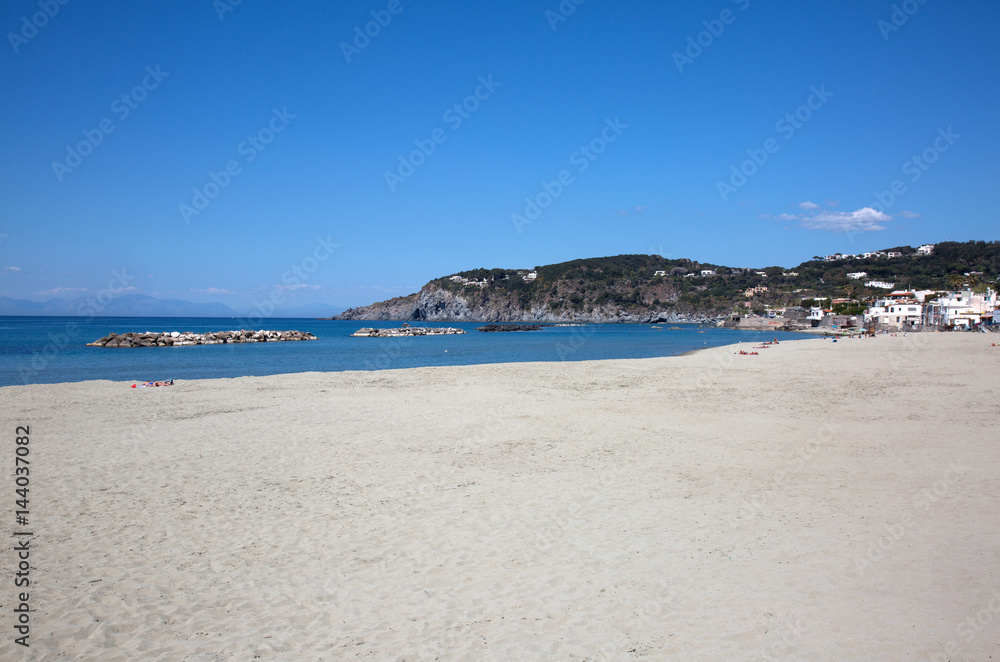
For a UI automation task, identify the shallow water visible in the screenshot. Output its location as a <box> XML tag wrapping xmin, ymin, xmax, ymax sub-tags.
<box><xmin>0</xmin><ymin>316</ymin><xmax>814</xmax><ymax>386</ymax></box>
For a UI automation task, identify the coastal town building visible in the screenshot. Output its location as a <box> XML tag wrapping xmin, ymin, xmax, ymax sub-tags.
<box><xmin>449</xmin><ymin>275</ymin><xmax>490</xmax><ymax>288</ymax></box>
<box><xmin>700</xmin><ymin>270</ymin><xmax>716</xmax><ymax>277</ymax></box>
<box><xmin>653</xmin><ymin>270</ymin><xmax>666</xmax><ymax>277</ymax></box>
<box><xmin>847</xmin><ymin>272</ymin><xmax>867</xmax><ymax>279</ymax></box>
<box><xmin>744</xmin><ymin>285</ymin><xmax>768</xmax><ymax>297</ymax></box>
<box><xmin>865</xmin><ymin>280</ymin><xmax>895</xmax><ymax>289</ymax></box>
<box><xmin>923</xmin><ymin>288</ymin><xmax>998</xmax><ymax>328</ymax></box>
<box><xmin>917</xmin><ymin>244</ymin><xmax>935</xmax><ymax>255</ymax></box>
<box><xmin>865</xmin><ymin>297</ymin><xmax>923</xmax><ymax>329</ymax></box>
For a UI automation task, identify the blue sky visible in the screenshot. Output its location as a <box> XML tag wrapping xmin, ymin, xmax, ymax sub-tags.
<box><xmin>1</xmin><ymin>0</ymin><xmax>998</xmax><ymax>313</ymax></box>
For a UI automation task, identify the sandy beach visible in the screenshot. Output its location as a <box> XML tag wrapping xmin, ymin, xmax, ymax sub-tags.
<box><xmin>2</xmin><ymin>333</ymin><xmax>999</xmax><ymax>660</ymax></box>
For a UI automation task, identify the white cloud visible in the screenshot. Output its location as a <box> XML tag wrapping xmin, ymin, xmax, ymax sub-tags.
<box><xmin>40</xmin><ymin>287</ymin><xmax>89</xmax><ymax>295</ymax></box>
<box><xmin>777</xmin><ymin>213</ymin><xmax>800</xmax><ymax>221</ymax></box>
<box><xmin>800</xmin><ymin>207</ymin><xmax>890</xmax><ymax>232</ymax></box>
<box><xmin>192</xmin><ymin>287</ymin><xmax>235</xmax><ymax>295</ymax></box>
<box><xmin>3</xmin><ymin>266</ymin><xmax>21</xmax><ymax>272</ymax></box>
<box><xmin>266</xmin><ymin>284</ymin><xmax>323</xmax><ymax>292</ymax></box>
<box><xmin>799</xmin><ymin>201</ymin><xmax>819</xmax><ymax>210</ymax></box>
<box><xmin>899</xmin><ymin>210</ymin><xmax>921</xmax><ymax>218</ymax></box>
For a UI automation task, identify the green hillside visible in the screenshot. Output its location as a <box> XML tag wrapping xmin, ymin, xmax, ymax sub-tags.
<box><xmin>336</xmin><ymin>241</ymin><xmax>1000</xmax><ymax>321</ymax></box>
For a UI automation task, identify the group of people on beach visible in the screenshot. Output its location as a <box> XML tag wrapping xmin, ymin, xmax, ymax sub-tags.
<box><xmin>131</xmin><ymin>380</ymin><xmax>173</xmax><ymax>388</ymax></box>
<box><xmin>738</xmin><ymin>338</ymin><xmax>779</xmax><ymax>356</ymax></box>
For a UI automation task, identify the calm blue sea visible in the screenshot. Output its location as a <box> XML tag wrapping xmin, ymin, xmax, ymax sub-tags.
<box><xmin>0</xmin><ymin>316</ymin><xmax>816</xmax><ymax>386</ymax></box>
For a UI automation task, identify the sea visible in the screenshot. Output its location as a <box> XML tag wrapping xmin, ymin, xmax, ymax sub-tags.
<box><xmin>0</xmin><ymin>316</ymin><xmax>817</xmax><ymax>387</ymax></box>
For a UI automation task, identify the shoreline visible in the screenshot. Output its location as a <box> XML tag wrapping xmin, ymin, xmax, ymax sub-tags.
<box><xmin>1</xmin><ymin>334</ymin><xmax>826</xmax><ymax>389</ymax></box>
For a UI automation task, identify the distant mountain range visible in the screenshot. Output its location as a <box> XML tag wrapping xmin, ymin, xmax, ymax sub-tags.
<box><xmin>0</xmin><ymin>294</ymin><xmax>344</xmax><ymax>319</ymax></box>
<box><xmin>335</xmin><ymin>241</ymin><xmax>1000</xmax><ymax>323</ymax></box>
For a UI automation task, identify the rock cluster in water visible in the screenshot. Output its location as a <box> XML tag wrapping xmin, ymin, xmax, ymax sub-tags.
<box><xmin>88</xmin><ymin>330</ymin><xmax>318</xmax><ymax>347</ymax></box>
<box><xmin>351</xmin><ymin>326</ymin><xmax>465</xmax><ymax>337</ymax></box>
<box><xmin>476</xmin><ymin>324</ymin><xmax>544</xmax><ymax>332</ymax></box>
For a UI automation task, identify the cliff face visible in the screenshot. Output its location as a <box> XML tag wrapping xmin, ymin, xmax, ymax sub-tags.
<box><xmin>334</xmin><ymin>285</ymin><xmax>722</xmax><ymax>324</ymax></box>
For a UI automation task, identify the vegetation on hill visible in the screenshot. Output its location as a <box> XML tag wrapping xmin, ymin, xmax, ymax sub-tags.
<box><xmin>336</xmin><ymin>241</ymin><xmax>999</xmax><ymax>321</ymax></box>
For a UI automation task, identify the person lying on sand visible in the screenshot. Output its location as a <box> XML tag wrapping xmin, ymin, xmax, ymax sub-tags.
<box><xmin>131</xmin><ymin>380</ymin><xmax>174</xmax><ymax>388</ymax></box>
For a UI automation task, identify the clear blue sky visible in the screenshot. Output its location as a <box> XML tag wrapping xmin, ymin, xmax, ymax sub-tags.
<box><xmin>2</xmin><ymin>0</ymin><xmax>998</xmax><ymax>312</ymax></box>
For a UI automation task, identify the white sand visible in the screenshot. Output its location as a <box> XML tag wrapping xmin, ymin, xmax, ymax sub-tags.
<box><xmin>2</xmin><ymin>333</ymin><xmax>999</xmax><ymax>660</ymax></box>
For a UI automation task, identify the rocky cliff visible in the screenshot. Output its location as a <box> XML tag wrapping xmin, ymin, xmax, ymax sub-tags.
<box><xmin>334</xmin><ymin>285</ymin><xmax>722</xmax><ymax>324</ymax></box>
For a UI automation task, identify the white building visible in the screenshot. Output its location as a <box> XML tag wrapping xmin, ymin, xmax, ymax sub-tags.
<box><xmin>917</xmin><ymin>244</ymin><xmax>935</xmax><ymax>256</ymax></box>
<box><xmin>865</xmin><ymin>297</ymin><xmax>923</xmax><ymax>328</ymax></box>
<box><xmin>653</xmin><ymin>270</ymin><xmax>666</xmax><ymax>277</ymax></box>
<box><xmin>923</xmin><ymin>288</ymin><xmax>998</xmax><ymax>328</ymax></box>
<box><xmin>523</xmin><ymin>271</ymin><xmax>538</xmax><ymax>281</ymax></box>
<box><xmin>865</xmin><ymin>280</ymin><xmax>895</xmax><ymax>289</ymax></box>
<box><xmin>847</xmin><ymin>272</ymin><xmax>868</xmax><ymax>280</ymax></box>
<box><xmin>700</xmin><ymin>270</ymin><xmax>716</xmax><ymax>277</ymax></box>
<box><xmin>887</xmin><ymin>251</ymin><xmax>903</xmax><ymax>258</ymax></box>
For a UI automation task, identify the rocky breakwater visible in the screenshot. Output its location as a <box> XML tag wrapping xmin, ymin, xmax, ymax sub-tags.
<box><xmin>351</xmin><ymin>325</ymin><xmax>465</xmax><ymax>337</ymax></box>
<box><xmin>477</xmin><ymin>324</ymin><xmax>544</xmax><ymax>332</ymax></box>
<box><xmin>88</xmin><ymin>330</ymin><xmax>317</xmax><ymax>347</ymax></box>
